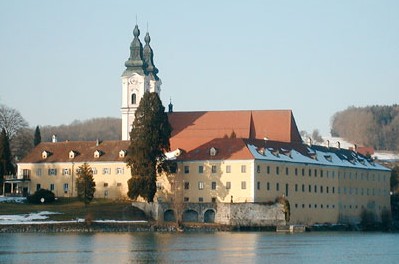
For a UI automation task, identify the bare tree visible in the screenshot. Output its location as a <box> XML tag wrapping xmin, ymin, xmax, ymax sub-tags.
<box><xmin>0</xmin><ymin>104</ymin><xmax>28</xmax><ymax>140</ymax></box>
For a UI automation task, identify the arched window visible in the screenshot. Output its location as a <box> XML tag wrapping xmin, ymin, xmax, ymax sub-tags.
<box><xmin>131</xmin><ymin>93</ymin><xmax>137</xmax><ymax>105</ymax></box>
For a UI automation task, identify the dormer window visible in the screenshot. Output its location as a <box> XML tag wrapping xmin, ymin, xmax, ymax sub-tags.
<box><xmin>257</xmin><ymin>147</ymin><xmax>265</xmax><ymax>155</ymax></box>
<box><xmin>271</xmin><ymin>149</ymin><xmax>280</xmax><ymax>157</ymax></box>
<box><xmin>119</xmin><ymin>150</ymin><xmax>127</xmax><ymax>158</ymax></box>
<box><xmin>69</xmin><ymin>150</ymin><xmax>77</xmax><ymax>159</ymax></box>
<box><xmin>324</xmin><ymin>155</ymin><xmax>332</xmax><ymax>162</ymax></box>
<box><xmin>94</xmin><ymin>150</ymin><xmax>103</xmax><ymax>158</ymax></box>
<box><xmin>42</xmin><ymin>150</ymin><xmax>50</xmax><ymax>159</ymax></box>
<box><xmin>209</xmin><ymin>147</ymin><xmax>217</xmax><ymax>157</ymax></box>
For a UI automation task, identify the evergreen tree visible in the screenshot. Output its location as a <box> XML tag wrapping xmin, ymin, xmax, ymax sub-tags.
<box><xmin>76</xmin><ymin>163</ymin><xmax>96</xmax><ymax>206</ymax></box>
<box><xmin>33</xmin><ymin>126</ymin><xmax>41</xmax><ymax>146</ymax></box>
<box><xmin>126</xmin><ymin>92</ymin><xmax>172</xmax><ymax>202</ymax></box>
<box><xmin>0</xmin><ymin>128</ymin><xmax>14</xmax><ymax>193</ymax></box>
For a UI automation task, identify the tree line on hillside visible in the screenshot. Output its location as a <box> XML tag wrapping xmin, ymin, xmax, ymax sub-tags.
<box><xmin>331</xmin><ymin>105</ymin><xmax>399</xmax><ymax>151</ymax></box>
<box><xmin>0</xmin><ymin>103</ymin><xmax>121</xmax><ymax>160</ymax></box>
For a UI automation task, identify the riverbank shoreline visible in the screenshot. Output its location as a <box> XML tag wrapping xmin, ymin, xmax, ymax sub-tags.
<box><xmin>2</xmin><ymin>222</ymin><xmax>393</xmax><ymax>233</ymax></box>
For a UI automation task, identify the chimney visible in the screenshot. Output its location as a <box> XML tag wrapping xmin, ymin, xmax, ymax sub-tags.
<box><xmin>337</xmin><ymin>141</ymin><xmax>341</xmax><ymax>149</ymax></box>
<box><xmin>307</xmin><ymin>137</ymin><xmax>312</xmax><ymax>146</ymax></box>
<box><xmin>52</xmin><ymin>135</ymin><xmax>57</xmax><ymax>143</ymax></box>
<box><xmin>353</xmin><ymin>144</ymin><xmax>358</xmax><ymax>152</ymax></box>
<box><xmin>326</xmin><ymin>140</ymin><xmax>330</xmax><ymax>148</ymax></box>
<box><xmin>168</xmin><ymin>98</ymin><xmax>173</xmax><ymax>113</ymax></box>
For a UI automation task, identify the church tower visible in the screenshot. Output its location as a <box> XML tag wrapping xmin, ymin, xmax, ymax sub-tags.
<box><xmin>121</xmin><ymin>25</ymin><xmax>162</xmax><ymax>140</ymax></box>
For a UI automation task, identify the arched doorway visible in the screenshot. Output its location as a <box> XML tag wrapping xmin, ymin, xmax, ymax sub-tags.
<box><xmin>182</xmin><ymin>209</ymin><xmax>199</xmax><ymax>222</ymax></box>
<box><xmin>204</xmin><ymin>209</ymin><xmax>215</xmax><ymax>223</ymax></box>
<box><xmin>164</xmin><ymin>209</ymin><xmax>176</xmax><ymax>222</ymax></box>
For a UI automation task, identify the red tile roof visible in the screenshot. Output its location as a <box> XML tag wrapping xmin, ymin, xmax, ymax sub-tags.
<box><xmin>19</xmin><ymin>141</ymin><xmax>130</xmax><ymax>163</ymax></box>
<box><xmin>168</xmin><ymin>110</ymin><xmax>302</xmax><ymax>152</ymax></box>
<box><xmin>20</xmin><ymin>110</ymin><xmax>303</xmax><ymax>163</ymax></box>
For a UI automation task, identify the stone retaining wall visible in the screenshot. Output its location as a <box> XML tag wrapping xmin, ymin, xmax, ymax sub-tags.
<box><xmin>133</xmin><ymin>202</ymin><xmax>286</xmax><ymax>227</ymax></box>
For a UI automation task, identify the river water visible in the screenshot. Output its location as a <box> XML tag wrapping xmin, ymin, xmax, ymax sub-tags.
<box><xmin>0</xmin><ymin>232</ymin><xmax>398</xmax><ymax>263</ymax></box>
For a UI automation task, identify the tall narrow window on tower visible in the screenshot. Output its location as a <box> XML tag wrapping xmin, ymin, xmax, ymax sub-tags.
<box><xmin>131</xmin><ymin>93</ymin><xmax>137</xmax><ymax>105</ymax></box>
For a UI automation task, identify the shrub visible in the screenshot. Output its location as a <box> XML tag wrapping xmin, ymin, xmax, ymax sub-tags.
<box><xmin>27</xmin><ymin>189</ymin><xmax>55</xmax><ymax>204</ymax></box>
<box><xmin>381</xmin><ymin>208</ymin><xmax>392</xmax><ymax>231</ymax></box>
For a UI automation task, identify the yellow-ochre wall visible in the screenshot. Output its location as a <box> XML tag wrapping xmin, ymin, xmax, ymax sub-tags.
<box><xmin>18</xmin><ymin>162</ymin><xmax>131</xmax><ymax>200</ymax></box>
<box><xmin>19</xmin><ymin>158</ymin><xmax>390</xmax><ymax>225</ymax></box>
<box><xmin>155</xmin><ymin>159</ymin><xmax>391</xmax><ymax>225</ymax></box>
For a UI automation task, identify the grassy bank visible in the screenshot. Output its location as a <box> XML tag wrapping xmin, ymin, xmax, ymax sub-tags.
<box><xmin>0</xmin><ymin>198</ymin><xmax>148</xmax><ymax>221</ymax></box>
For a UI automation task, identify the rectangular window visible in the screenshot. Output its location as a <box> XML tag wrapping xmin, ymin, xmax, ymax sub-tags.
<box><xmin>184</xmin><ymin>182</ymin><xmax>190</xmax><ymax>190</ymax></box>
<box><xmin>285</xmin><ymin>167</ymin><xmax>289</xmax><ymax>175</ymax></box>
<box><xmin>198</xmin><ymin>181</ymin><xmax>204</xmax><ymax>190</ymax></box>
<box><xmin>267</xmin><ymin>166</ymin><xmax>270</xmax><ymax>174</ymax></box>
<box><xmin>211</xmin><ymin>197</ymin><xmax>217</xmax><ymax>203</ymax></box>
<box><xmin>226</xmin><ymin>181</ymin><xmax>231</xmax><ymax>189</ymax></box>
<box><xmin>302</xmin><ymin>184</ymin><xmax>305</xmax><ymax>192</ymax></box>
<box><xmin>257</xmin><ymin>165</ymin><xmax>261</xmax><ymax>173</ymax></box>
<box><xmin>257</xmin><ymin>181</ymin><xmax>260</xmax><ymax>190</ymax></box>
<box><xmin>314</xmin><ymin>169</ymin><xmax>318</xmax><ymax>177</ymax></box>
<box><xmin>308</xmin><ymin>185</ymin><xmax>312</xmax><ymax>193</ymax></box>
<box><xmin>226</xmin><ymin>165</ymin><xmax>231</xmax><ymax>173</ymax></box>
<box><xmin>36</xmin><ymin>184</ymin><xmax>41</xmax><ymax>191</ymax></box>
<box><xmin>276</xmin><ymin>166</ymin><xmax>280</xmax><ymax>175</ymax></box>
<box><xmin>295</xmin><ymin>184</ymin><xmax>298</xmax><ymax>192</ymax></box>
<box><xmin>62</xmin><ymin>168</ymin><xmax>70</xmax><ymax>176</ymax></box>
<box><xmin>184</xmin><ymin>166</ymin><xmax>189</xmax><ymax>174</ymax></box>
<box><xmin>63</xmin><ymin>183</ymin><xmax>69</xmax><ymax>193</ymax></box>
<box><xmin>326</xmin><ymin>186</ymin><xmax>329</xmax><ymax>193</ymax></box>
<box><xmin>314</xmin><ymin>185</ymin><xmax>317</xmax><ymax>193</ymax></box>
<box><xmin>285</xmin><ymin>183</ymin><xmax>289</xmax><ymax>196</ymax></box>
<box><xmin>302</xmin><ymin>168</ymin><xmax>305</xmax><ymax>176</ymax></box>
<box><xmin>241</xmin><ymin>181</ymin><xmax>247</xmax><ymax>189</ymax></box>
<box><xmin>267</xmin><ymin>182</ymin><xmax>270</xmax><ymax>191</ymax></box>
<box><xmin>116</xmin><ymin>167</ymin><xmax>124</xmax><ymax>174</ymax></box>
<box><xmin>211</xmin><ymin>165</ymin><xmax>217</xmax><ymax>173</ymax></box>
<box><xmin>50</xmin><ymin>184</ymin><xmax>55</xmax><ymax>191</ymax></box>
<box><xmin>295</xmin><ymin>168</ymin><xmax>298</xmax><ymax>176</ymax></box>
<box><xmin>102</xmin><ymin>168</ymin><xmax>111</xmax><ymax>175</ymax></box>
<box><xmin>92</xmin><ymin>167</ymin><xmax>97</xmax><ymax>175</ymax></box>
<box><xmin>199</xmin><ymin>197</ymin><xmax>204</xmax><ymax>202</ymax></box>
<box><xmin>276</xmin><ymin>183</ymin><xmax>280</xmax><ymax>191</ymax></box>
<box><xmin>241</xmin><ymin>165</ymin><xmax>246</xmax><ymax>173</ymax></box>
<box><xmin>320</xmin><ymin>186</ymin><xmax>324</xmax><ymax>193</ymax></box>
<box><xmin>184</xmin><ymin>197</ymin><xmax>189</xmax><ymax>202</ymax></box>
<box><xmin>211</xmin><ymin>181</ymin><xmax>217</xmax><ymax>190</ymax></box>
<box><xmin>117</xmin><ymin>182</ymin><xmax>122</xmax><ymax>187</ymax></box>
<box><xmin>104</xmin><ymin>183</ymin><xmax>108</xmax><ymax>187</ymax></box>
<box><xmin>48</xmin><ymin>168</ymin><xmax>57</xmax><ymax>176</ymax></box>
<box><xmin>320</xmin><ymin>170</ymin><xmax>323</xmax><ymax>177</ymax></box>
<box><xmin>308</xmin><ymin>169</ymin><xmax>312</xmax><ymax>177</ymax></box>
<box><xmin>332</xmin><ymin>187</ymin><xmax>335</xmax><ymax>193</ymax></box>
<box><xmin>36</xmin><ymin>168</ymin><xmax>42</xmax><ymax>176</ymax></box>
<box><xmin>198</xmin><ymin>165</ymin><xmax>204</xmax><ymax>174</ymax></box>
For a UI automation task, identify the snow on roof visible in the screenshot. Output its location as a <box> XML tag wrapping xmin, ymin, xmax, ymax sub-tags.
<box><xmin>247</xmin><ymin>143</ymin><xmax>390</xmax><ymax>171</ymax></box>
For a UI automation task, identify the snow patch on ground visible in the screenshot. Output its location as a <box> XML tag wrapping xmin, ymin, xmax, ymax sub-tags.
<box><xmin>0</xmin><ymin>197</ymin><xmax>26</xmax><ymax>203</ymax></box>
<box><xmin>0</xmin><ymin>210</ymin><xmax>147</xmax><ymax>225</ymax></box>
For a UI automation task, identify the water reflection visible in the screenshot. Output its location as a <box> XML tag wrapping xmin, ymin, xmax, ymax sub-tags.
<box><xmin>1</xmin><ymin>232</ymin><xmax>399</xmax><ymax>263</ymax></box>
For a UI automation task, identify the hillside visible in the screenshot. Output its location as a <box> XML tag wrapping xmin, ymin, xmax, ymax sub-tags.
<box><xmin>331</xmin><ymin>105</ymin><xmax>399</xmax><ymax>151</ymax></box>
<box><xmin>40</xmin><ymin>117</ymin><xmax>121</xmax><ymax>142</ymax></box>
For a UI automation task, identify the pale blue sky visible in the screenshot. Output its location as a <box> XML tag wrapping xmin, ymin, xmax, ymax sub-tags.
<box><xmin>0</xmin><ymin>0</ymin><xmax>398</xmax><ymax>136</ymax></box>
